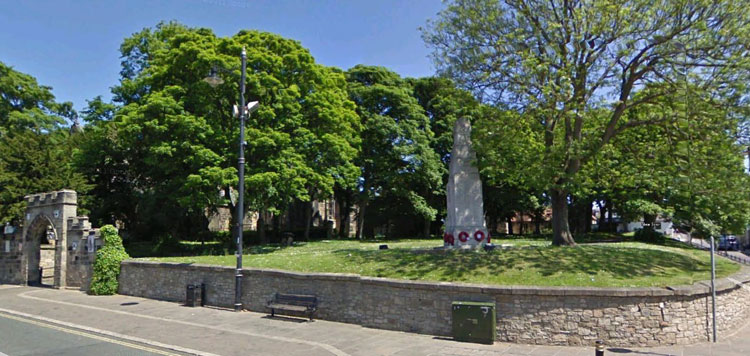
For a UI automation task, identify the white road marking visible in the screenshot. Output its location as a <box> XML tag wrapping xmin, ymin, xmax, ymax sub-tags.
<box><xmin>18</xmin><ymin>289</ymin><xmax>350</xmax><ymax>356</ymax></box>
<box><xmin>0</xmin><ymin>311</ymin><xmax>182</xmax><ymax>356</ymax></box>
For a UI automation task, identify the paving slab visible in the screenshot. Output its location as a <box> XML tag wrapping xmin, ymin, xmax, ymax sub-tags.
<box><xmin>1</xmin><ymin>285</ymin><xmax>749</xmax><ymax>355</ymax></box>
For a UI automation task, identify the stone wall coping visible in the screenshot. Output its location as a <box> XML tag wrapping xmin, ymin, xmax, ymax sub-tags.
<box><xmin>123</xmin><ymin>260</ymin><xmax>235</xmax><ymax>273</ymax></box>
<box><xmin>122</xmin><ymin>260</ymin><xmax>750</xmax><ymax>297</ymax></box>
<box><xmin>24</xmin><ymin>189</ymin><xmax>77</xmax><ymax>207</ymax></box>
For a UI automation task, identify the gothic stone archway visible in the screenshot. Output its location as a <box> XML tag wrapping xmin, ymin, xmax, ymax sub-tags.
<box><xmin>24</xmin><ymin>215</ymin><xmax>59</xmax><ymax>286</ymax></box>
<box><xmin>21</xmin><ymin>190</ymin><xmax>77</xmax><ymax>288</ymax></box>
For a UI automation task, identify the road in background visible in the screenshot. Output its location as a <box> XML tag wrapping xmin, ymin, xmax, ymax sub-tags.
<box><xmin>672</xmin><ymin>233</ymin><xmax>750</xmax><ymax>264</ymax></box>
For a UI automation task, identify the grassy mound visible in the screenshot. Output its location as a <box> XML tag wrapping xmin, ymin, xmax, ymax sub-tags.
<box><xmin>145</xmin><ymin>238</ymin><xmax>739</xmax><ymax>288</ymax></box>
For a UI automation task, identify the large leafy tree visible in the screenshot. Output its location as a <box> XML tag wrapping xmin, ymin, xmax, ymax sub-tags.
<box><xmin>424</xmin><ymin>0</ymin><xmax>750</xmax><ymax>245</ymax></box>
<box><xmin>0</xmin><ymin>61</ymin><xmax>88</xmax><ymax>224</ymax></box>
<box><xmin>660</xmin><ymin>89</ymin><xmax>750</xmax><ymax>237</ymax></box>
<box><xmin>0</xmin><ymin>61</ymin><xmax>69</xmax><ymax>135</ymax></box>
<box><xmin>345</xmin><ymin>66</ymin><xmax>442</xmax><ymax>238</ymax></box>
<box><xmin>77</xmin><ymin>23</ymin><xmax>360</xmax><ymax>240</ymax></box>
<box><xmin>0</xmin><ymin>129</ymin><xmax>90</xmax><ymax>223</ymax></box>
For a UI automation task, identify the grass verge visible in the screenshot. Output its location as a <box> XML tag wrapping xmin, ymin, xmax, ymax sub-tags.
<box><xmin>143</xmin><ymin>238</ymin><xmax>740</xmax><ymax>288</ymax></box>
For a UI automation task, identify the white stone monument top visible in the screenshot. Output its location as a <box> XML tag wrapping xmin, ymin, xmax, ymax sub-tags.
<box><xmin>444</xmin><ymin>117</ymin><xmax>489</xmax><ymax>247</ymax></box>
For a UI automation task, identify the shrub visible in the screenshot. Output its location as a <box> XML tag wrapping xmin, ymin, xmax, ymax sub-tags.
<box><xmin>89</xmin><ymin>225</ymin><xmax>130</xmax><ymax>295</ymax></box>
<box><xmin>154</xmin><ymin>234</ymin><xmax>181</xmax><ymax>256</ymax></box>
<box><xmin>634</xmin><ymin>228</ymin><xmax>665</xmax><ymax>243</ymax></box>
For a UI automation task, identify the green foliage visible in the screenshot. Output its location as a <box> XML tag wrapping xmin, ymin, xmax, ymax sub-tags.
<box><xmin>0</xmin><ymin>61</ymin><xmax>89</xmax><ymax>224</ymax></box>
<box><xmin>424</xmin><ymin>0</ymin><xmax>750</xmax><ymax>244</ymax></box>
<box><xmin>633</xmin><ymin>228</ymin><xmax>665</xmax><ymax>243</ymax></box>
<box><xmin>89</xmin><ymin>225</ymin><xmax>130</xmax><ymax>295</ymax></box>
<box><xmin>409</xmin><ymin>77</ymin><xmax>491</xmax><ymax>232</ymax></box>
<box><xmin>76</xmin><ymin>22</ymin><xmax>360</xmax><ymax>239</ymax></box>
<box><xmin>153</xmin><ymin>234</ymin><xmax>183</xmax><ymax>257</ymax></box>
<box><xmin>0</xmin><ymin>61</ymin><xmax>70</xmax><ymax>135</ymax></box>
<box><xmin>0</xmin><ymin>130</ymin><xmax>91</xmax><ymax>223</ymax></box>
<box><xmin>345</xmin><ymin>66</ymin><xmax>442</xmax><ymax>237</ymax></box>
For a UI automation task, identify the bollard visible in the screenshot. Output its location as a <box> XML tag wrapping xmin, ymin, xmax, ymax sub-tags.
<box><xmin>595</xmin><ymin>340</ymin><xmax>605</xmax><ymax>356</ymax></box>
<box><xmin>200</xmin><ymin>283</ymin><xmax>206</xmax><ymax>307</ymax></box>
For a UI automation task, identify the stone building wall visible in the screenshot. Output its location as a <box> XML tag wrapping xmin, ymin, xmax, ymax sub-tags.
<box><xmin>119</xmin><ymin>261</ymin><xmax>750</xmax><ymax>347</ymax></box>
<box><xmin>0</xmin><ymin>230</ymin><xmax>24</xmax><ymax>284</ymax></box>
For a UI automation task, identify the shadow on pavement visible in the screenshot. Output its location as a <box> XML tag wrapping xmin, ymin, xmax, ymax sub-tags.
<box><xmin>608</xmin><ymin>347</ymin><xmax>675</xmax><ymax>356</ymax></box>
<box><xmin>261</xmin><ymin>315</ymin><xmax>310</xmax><ymax>323</ymax></box>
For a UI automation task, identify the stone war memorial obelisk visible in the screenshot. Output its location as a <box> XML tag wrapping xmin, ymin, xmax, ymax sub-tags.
<box><xmin>444</xmin><ymin>117</ymin><xmax>489</xmax><ymax>248</ymax></box>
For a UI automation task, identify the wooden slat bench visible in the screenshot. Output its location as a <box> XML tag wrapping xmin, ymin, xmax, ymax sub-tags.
<box><xmin>266</xmin><ymin>293</ymin><xmax>318</xmax><ymax>321</ymax></box>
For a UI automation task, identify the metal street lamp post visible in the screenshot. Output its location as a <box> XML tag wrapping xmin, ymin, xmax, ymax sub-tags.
<box><xmin>674</xmin><ymin>41</ymin><xmax>716</xmax><ymax>343</ymax></box>
<box><xmin>205</xmin><ymin>47</ymin><xmax>260</xmax><ymax>312</ymax></box>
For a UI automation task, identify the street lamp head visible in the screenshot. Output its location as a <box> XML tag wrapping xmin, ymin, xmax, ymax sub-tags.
<box><xmin>246</xmin><ymin>101</ymin><xmax>260</xmax><ymax>114</ymax></box>
<box><xmin>203</xmin><ymin>66</ymin><xmax>225</xmax><ymax>87</ymax></box>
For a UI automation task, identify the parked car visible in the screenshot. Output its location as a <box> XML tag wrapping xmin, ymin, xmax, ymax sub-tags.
<box><xmin>718</xmin><ymin>235</ymin><xmax>740</xmax><ymax>251</ymax></box>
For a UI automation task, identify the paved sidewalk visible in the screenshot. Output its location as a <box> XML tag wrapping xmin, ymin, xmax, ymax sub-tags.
<box><xmin>0</xmin><ymin>285</ymin><xmax>748</xmax><ymax>356</ymax></box>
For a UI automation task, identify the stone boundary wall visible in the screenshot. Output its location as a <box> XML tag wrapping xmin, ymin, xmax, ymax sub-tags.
<box><xmin>119</xmin><ymin>261</ymin><xmax>750</xmax><ymax>347</ymax></box>
<box><xmin>0</xmin><ymin>230</ymin><xmax>24</xmax><ymax>284</ymax></box>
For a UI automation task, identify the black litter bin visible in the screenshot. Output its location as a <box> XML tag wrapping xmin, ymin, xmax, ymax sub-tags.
<box><xmin>186</xmin><ymin>284</ymin><xmax>200</xmax><ymax>307</ymax></box>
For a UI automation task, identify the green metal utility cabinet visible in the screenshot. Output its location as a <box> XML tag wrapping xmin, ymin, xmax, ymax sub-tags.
<box><xmin>451</xmin><ymin>301</ymin><xmax>496</xmax><ymax>344</ymax></box>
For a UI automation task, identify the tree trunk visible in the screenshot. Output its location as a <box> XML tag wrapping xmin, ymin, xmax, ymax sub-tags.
<box><xmin>258</xmin><ymin>209</ymin><xmax>267</xmax><ymax>244</ymax></box>
<box><xmin>273</xmin><ymin>213</ymin><xmax>281</xmax><ymax>242</ymax></box>
<box><xmin>551</xmin><ymin>189</ymin><xmax>576</xmax><ymax>246</ymax></box>
<box><xmin>486</xmin><ymin>214</ymin><xmax>495</xmax><ymax>236</ymax></box>
<box><xmin>304</xmin><ymin>200</ymin><xmax>313</xmax><ymax>241</ymax></box>
<box><xmin>506</xmin><ymin>216</ymin><xmax>514</xmax><ymax>235</ymax></box>
<box><xmin>334</xmin><ymin>191</ymin><xmax>352</xmax><ymax>239</ymax></box>
<box><xmin>584</xmin><ymin>201</ymin><xmax>593</xmax><ymax>233</ymax></box>
<box><xmin>569</xmin><ymin>197</ymin><xmax>590</xmax><ymax>234</ymax></box>
<box><xmin>339</xmin><ymin>203</ymin><xmax>350</xmax><ymax>239</ymax></box>
<box><xmin>643</xmin><ymin>213</ymin><xmax>656</xmax><ymax>231</ymax></box>
<box><xmin>423</xmin><ymin>218</ymin><xmax>431</xmax><ymax>238</ymax></box>
<box><xmin>597</xmin><ymin>200</ymin><xmax>607</xmax><ymax>232</ymax></box>
<box><xmin>357</xmin><ymin>201</ymin><xmax>367</xmax><ymax>240</ymax></box>
<box><xmin>570</xmin><ymin>197</ymin><xmax>593</xmax><ymax>234</ymax></box>
<box><xmin>533</xmin><ymin>209</ymin><xmax>542</xmax><ymax>235</ymax></box>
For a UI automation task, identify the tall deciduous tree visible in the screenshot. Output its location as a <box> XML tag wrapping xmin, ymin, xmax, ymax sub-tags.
<box><xmin>424</xmin><ymin>0</ymin><xmax>750</xmax><ymax>245</ymax></box>
<box><xmin>0</xmin><ymin>129</ymin><xmax>90</xmax><ymax>223</ymax></box>
<box><xmin>77</xmin><ymin>22</ymin><xmax>360</xmax><ymax>240</ymax></box>
<box><xmin>0</xmin><ymin>61</ymin><xmax>88</xmax><ymax>224</ymax></box>
<box><xmin>346</xmin><ymin>66</ymin><xmax>442</xmax><ymax>238</ymax></box>
<box><xmin>0</xmin><ymin>61</ymin><xmax>68</xmax><ymax>135</ymax></box>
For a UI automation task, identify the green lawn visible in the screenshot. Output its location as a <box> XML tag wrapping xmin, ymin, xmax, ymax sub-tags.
<box><xmin>143</xmin><ymin>238</ymin><xmax>740</xmax><ymax>288</ymax></box>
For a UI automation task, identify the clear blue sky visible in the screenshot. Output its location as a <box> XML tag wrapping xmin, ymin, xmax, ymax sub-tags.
<box><xmin>0</xmin><ymin>0</ymin><xmax>444</xmax><ymax>112</ymax></box>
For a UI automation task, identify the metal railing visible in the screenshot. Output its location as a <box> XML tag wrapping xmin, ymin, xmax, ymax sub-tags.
<box><xmin>717</xmin><ymin>250</ymin><xmax>750</xmax><ymax>265</ymax></box>
<box><xmin>671</xmin><ymin>236</ymin><xmax>750</xmax><ymax>265</ymax></box>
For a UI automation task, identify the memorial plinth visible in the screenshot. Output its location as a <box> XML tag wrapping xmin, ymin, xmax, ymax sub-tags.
<box><xmin>444</xmin><ymin>117</ymin><xmax>489</xmax><ymax>248</ymax></box>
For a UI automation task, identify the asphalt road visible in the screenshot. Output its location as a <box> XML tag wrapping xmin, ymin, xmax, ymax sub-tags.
<box><xmin>0</xmin><ymin>311</ymin><xmax>184</xmax><ymax>356</ymax></box>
